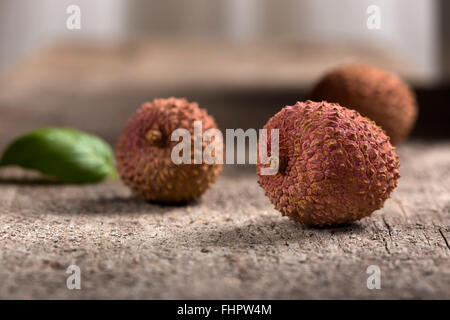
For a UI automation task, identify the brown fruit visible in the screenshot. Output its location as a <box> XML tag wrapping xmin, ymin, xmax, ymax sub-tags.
<box><xmin>310</xmin><ymin>64</ymin><xmax>417</xmax><ymax>144</ymax></box>
<box><xmin>257</xmin><ymin>101</ymin><xmax>400</xmax><ymax>226</ymax></box>
<box><xmin>116</xmin><ymin>97</ymin><xmax>222</xmax><ymax>203</ymax></box>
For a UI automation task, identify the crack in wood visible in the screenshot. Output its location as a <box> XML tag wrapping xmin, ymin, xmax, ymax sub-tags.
<box><xmin>382</xmin><ymin>216</ymin><xmax>392</xmax><ymax>238</ymax></box>
<box><xmin>438</xmin><ymin>228</ymin><xmax>450</xmax><ymax>251</ymax></box>
<box><xmin>381</xmin><ymin>216</ymin><xmax>393</xmax><ymax>254</ymax></box>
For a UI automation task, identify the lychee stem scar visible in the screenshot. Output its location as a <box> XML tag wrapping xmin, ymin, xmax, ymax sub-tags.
<box><xmin>146</xmin><ymin>129</ymin><xmax>162</xmax><ymax>144</ymax></box>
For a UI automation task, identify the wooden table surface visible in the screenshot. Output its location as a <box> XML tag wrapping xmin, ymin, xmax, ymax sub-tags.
<box><xmin>0</xmin><ymin>142</ymin><xmax>449</xmax><ymax>299</ymax></box>
<box><xmin>0</xmin><ymin>42</ymin><xmax>448</xmax><ymax>299</ymax></box>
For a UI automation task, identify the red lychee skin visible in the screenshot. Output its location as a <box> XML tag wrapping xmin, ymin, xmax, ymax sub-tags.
<box><xmin>257</xmin><ymin>101</ymin><xmax>400</xmax><ymax>226</ymax></box>
<box><xmin>310</xmin><ymin>64</ymin><xmax>418</xmax><ymax>145</ymax></box>
<box><xmin>116</xmin><ymin>97</ymin><xmax>222</xmax><ymax>203</ymax></box>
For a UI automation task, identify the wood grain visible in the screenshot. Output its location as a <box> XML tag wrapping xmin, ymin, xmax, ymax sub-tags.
<box><xmin>0</xmin><ymin>42</ymin><xmax>448</xmax><ymax>299</ymax></box>
<box><xmin>0</xmin><ymin>143</ymin><xmax>448</xmax><ymax>299</ymax></box>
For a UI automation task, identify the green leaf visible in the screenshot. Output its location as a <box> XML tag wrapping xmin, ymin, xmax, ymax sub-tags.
<box><xmin>0</xmin><ymin>127</ymin><xmax>117</xmax><ymax>183</ymax></box>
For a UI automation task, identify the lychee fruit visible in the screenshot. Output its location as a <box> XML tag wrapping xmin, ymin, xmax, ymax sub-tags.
<box><xmin>310</xmin><ymin>64</ymin><xmax>418</xmax><ymax>144</ymax></box>
<box><xmin>257</xmin><ymin>100</ymin><xmax>400</xmax><ymax>226</ymax></box>
<box><xmin>116</xmin><ymin>97</ymin><xmax>222</xmax><ymax>203</ymax></box>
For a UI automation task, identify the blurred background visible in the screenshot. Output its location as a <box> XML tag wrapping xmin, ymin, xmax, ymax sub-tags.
<box><xmin>0</xmin><ymin>0</ymin><xmax>449</xmax><ymax>150</ymax></box>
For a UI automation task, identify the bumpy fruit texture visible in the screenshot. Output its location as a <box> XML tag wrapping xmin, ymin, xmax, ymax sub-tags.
<box><xmin>257</xmin><ymin>101</ymin><xmax>400</xmax><ymax>226</ymax></box>
<box><xmin>310</xmin><ymin>64</ymin><xmax>417</xmax><ymax>144</ymax></box>
<box><xmin>116</xmin><ymin>97</ymin><xmax>222</xmax><ymax>203</ymax></box>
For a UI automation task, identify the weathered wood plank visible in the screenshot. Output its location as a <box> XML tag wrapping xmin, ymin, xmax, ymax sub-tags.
<box><xmin>0</xmin><ymin>142</ymin><xmax>448</xmax><ymax>299</ymax></box>
<box><xmin>0</xmin><ymin>42</ymin><xmax>447</xmax><ymax>299</ymax></box>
